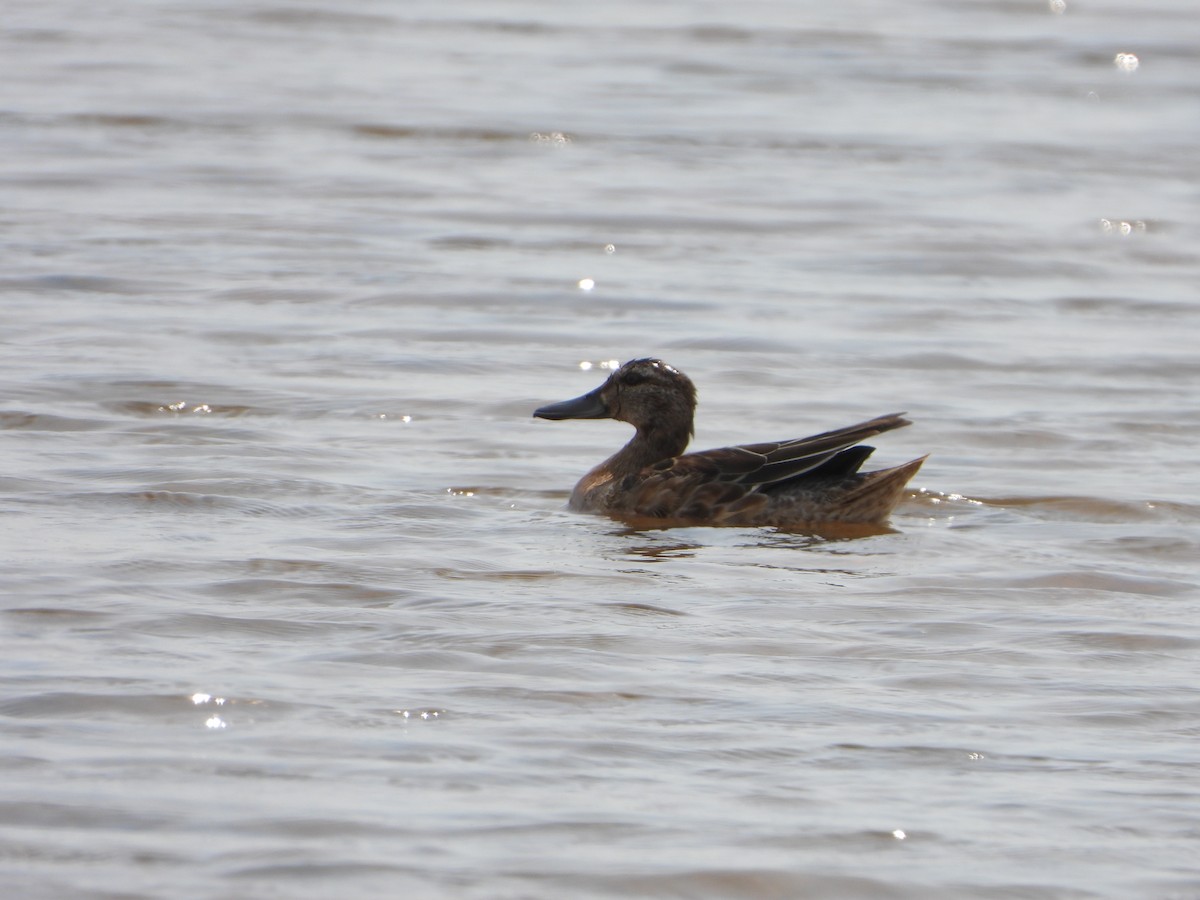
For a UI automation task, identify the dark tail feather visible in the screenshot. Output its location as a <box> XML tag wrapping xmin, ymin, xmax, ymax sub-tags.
<box><xmin>840</xmin><ymin>456</ymin><xmax>927</xmax><ymax>522</ymax></box>
<box><xmin>803</xmin><ymin>445</ymin><xmax>876</xmax><ymax>481</ymax></box>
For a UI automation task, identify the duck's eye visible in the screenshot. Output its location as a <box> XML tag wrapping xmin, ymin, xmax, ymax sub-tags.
<box><xmin>620</xmin><ymin>371</ymin><xmax>647</xmax><ymax>387</ymax></box>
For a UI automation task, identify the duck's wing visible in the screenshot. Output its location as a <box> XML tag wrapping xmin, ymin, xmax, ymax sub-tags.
<box><xmin>620</xmin><ymin>413</ymin><xmax>912</xmax><ymax>520</ymax></box>
<box><xmin>672</xmin><ymin>413</ymin><xmax>910</xmax><ymax>487</ymax></box>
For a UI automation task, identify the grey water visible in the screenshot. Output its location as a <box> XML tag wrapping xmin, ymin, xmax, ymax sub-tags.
<box><xmin>2</xmin><ymin>1</ymin><xmax>1199</xmax><ymax>897</ymax></box>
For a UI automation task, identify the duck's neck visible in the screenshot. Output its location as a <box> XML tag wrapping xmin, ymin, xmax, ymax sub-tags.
<box><xmin>571</xmin><ymin>421</ymin><xmax>692</xmax><ymax>512</ymax></box>
<box><xmin>606</xmin><ymin>422</ymin><xmax>692</xmax><ymax>477</ymax></box>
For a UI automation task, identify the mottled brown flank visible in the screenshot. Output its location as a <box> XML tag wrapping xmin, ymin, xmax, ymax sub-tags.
<box><xmin>534</xmin><ymin>358</ymin><xmax>925</xmax><ymax>527</ymax></box>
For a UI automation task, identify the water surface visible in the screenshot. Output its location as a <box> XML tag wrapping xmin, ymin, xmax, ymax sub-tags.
<box><xmin>2</xmin><ymin>1</ymin><xmax>1199</xmax><ymax>897</ymax></box>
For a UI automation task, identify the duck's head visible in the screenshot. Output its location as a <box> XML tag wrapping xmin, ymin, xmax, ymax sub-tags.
<box><xmin>534</xmin><ymin>358</ymin><xmax>697</xmax><ymax>435</ymax></box>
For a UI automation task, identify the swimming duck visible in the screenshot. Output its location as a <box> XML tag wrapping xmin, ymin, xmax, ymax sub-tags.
<box><xmin>533</xmin><ymin>358</ymin><xmax>925</xmax><ymax>527</ymax></box>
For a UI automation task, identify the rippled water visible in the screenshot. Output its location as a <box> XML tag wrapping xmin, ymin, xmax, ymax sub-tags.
<box><xmin>3</xmin><ymin>1</ymin><xmax>1199</xmax><ymax>897</ymax></box>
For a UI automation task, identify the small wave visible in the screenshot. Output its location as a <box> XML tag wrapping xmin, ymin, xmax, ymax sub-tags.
<box><xmin>1003</xmin><ymin>570</ymin><xmax>1193</xmax><ymax>597</ymax></box>
<box><xmin>0</xmin><ymin>274</ymin><xmax>164</xmax><ymax>294</ymax></box>
<box><xmin>64</xmin><ymin>489</ymin><xmax>323</xmax><ymax>519</ymax></box>
<box><xmin>0</xmin><ymin>691</ymin><xmax>195</xmax><ymax>720</ymax></box>
<box><xmin>0</xmin><ymin>410</ymin><xmax>108</xmax><ymax>432</ymax></box>
<box><xmin>979</xmin><ymin>494</ymin><xmax>1200</xmax><ymax>523</ymax></box>
<box><xmin>109</xmin><ymin>400</ymin><xmax>256</xmax><ymax>417</ymax></box>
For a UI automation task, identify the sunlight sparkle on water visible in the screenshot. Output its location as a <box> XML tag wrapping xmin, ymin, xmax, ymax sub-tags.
<box><xmin>1114</xmin><ymin>52</ymin><xmax>1139</xmax><ymax>72</ymax></box>
<box><xmin>893</xmin><ymin>830</ymin><xmax>907</xmax><ymax>840</ymax></box>
<box><xmin>1099</xmin><ymin>218</ymin><xmax>1146</xmax><ymax>236</ymax></box>
<box><xmin>529</xmin><ymin>131</ymin><xmax>571</xmax><ymax>146</ymax></box>
<box><xmin>159</xmin><ymin>401</ymin><xmax>213</xmax><ymax>414</ymax></box>
<box><xmin>578</xmin><ymin>277</ymin><xmax>596</xmax><ymax>291</ymax></box>
<box><xmin>396</xmin><ymin>709</ymin><xmax>442</xmax><ymax>720</ymax></box>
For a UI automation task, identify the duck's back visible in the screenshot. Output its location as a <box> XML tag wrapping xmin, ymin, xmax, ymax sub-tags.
<box><xmin>575</xmin><ymin>413</ymin><xmax>924</xmax><ymax>527</ymax></box>
<box><xmin>596</xmin><ymin>447</ymin><xmax>922</xmax><ymax>526</ymax></box>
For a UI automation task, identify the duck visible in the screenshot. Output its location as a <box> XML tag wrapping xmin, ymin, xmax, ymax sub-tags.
<box><xmin>533</xmin><ymin>358</ymin><xmax>925</xmax><ymax>527</ymax></box>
